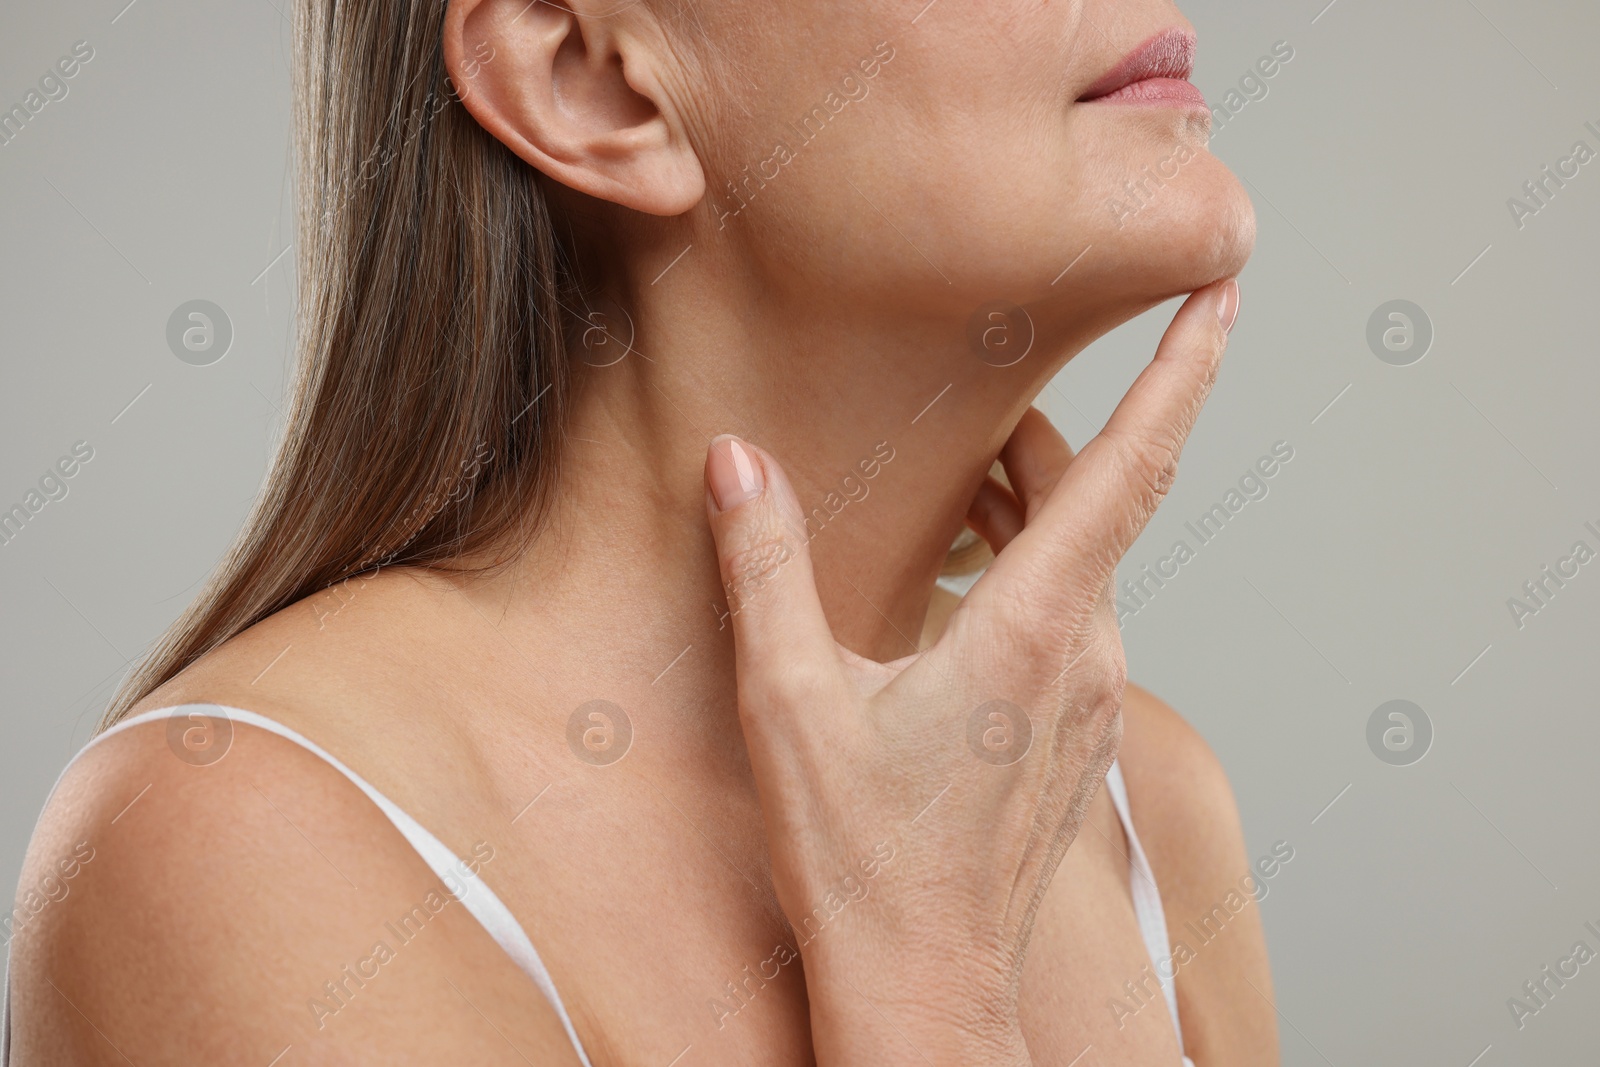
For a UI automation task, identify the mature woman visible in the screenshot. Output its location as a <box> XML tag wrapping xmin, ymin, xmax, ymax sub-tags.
<box><xmin>8</xmin><ymin>0</ymin><xmax>1271</xmax><ymax>1062</ymax></box>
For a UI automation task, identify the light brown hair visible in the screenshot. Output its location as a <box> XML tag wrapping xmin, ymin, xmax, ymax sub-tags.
<box><xmin>104</xmin><ymin>0</ymin><xmax>980</xmax><ymax>728</ymax></box>
<box><xmin>104</xmin><ymin>0</ymin><xmax>584</xmax><ymax>727</ymax></box>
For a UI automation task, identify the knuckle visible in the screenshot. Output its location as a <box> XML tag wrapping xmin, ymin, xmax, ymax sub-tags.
<box><xmin>1105</xmin><ymin>427</ymin><xmax>1179</xmax><ymax>508</ymax></box>
<box><xmin>1180</xmin><ymin>345</ymin><xmax>1222</xmax><ymax>428</ymax></box>
<box><xmin>1043</xmin><ymin>627</ymin><xmax>1126</xmax><ymax>717</ymax></box>
<box><xmin>720</xmin><ymin>521</ymin><xmax>801</xmax><ymax>612</ymax></box>
<box><xmin>1184</xmin><ymin>356</ymin><xmax>1221</xmax><ymax>412</ymax></box>
<box><xmin>1004</xmin><ymin>587</ymin><xmax>1099</xmax><ymax>676</ymax></box>
<box><xmin>724</xmin><ymin>534</ymin><xmax>792</xmax><ymax>589</ymax></box>
<box><xmin>1077</xmin><ymin>636</ymin><xmax>1128</xmax><ymax>720</ymax></box>
<box><xmin>1200</xmin><ymin>343</ymin><xmax>1223</xmax><ymax>392</ymax></box>
<box><xmin>1098</xmin><ymin>644</ymin><xmax>1128</xmax><ymax>707</ymax></box>
<box><xmin>1031</xmin><ymin>621</ymin><xmax>1127</xmax><ymax>771</ymax></box>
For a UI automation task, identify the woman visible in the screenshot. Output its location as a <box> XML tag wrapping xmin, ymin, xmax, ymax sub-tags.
<box><xmin>7</xmin><ymin>0</ymin><xmax>1271</xmax><ymax>1062</ymax></box>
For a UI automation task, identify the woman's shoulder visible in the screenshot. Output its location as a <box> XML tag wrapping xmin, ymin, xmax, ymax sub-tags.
<box><xmin>10</xmin><ymin>712</ymin><xmax>580</xmax><ymax>1063</ymax></box>
<box><xmin>10</xmin><ymin>573</ymin><xmax>579</xmax><ymax>1063</ymax></box>
<box><xmin>1116</xmin><ymin>682</ymin><xmax>1279</xmax><ymax>1060</ymax></box>
<box><xmin>46</xmin><ymin>565</ymin><xmax>488</xmax><ymax>906</ymax></box>
<box><xmin>127</xmin><ymin>564</ymin><xmax>458</xmax><ymax>727</ymax></box>
<box><xmin>1117</xmin><ymin>682</ymin><xmax>1235</xmax><ymax>828</ymax></box>
<box><xmin>28</xmin><ymin>568</ymin><xmax>450</xmax><ymax>907</ymax></box>
<box><xmin>1115</xmin><ymin>682</ymin><xmax>1254</xmax><ymax>925</ymax></box>
<box><xmin>1115</xmin><ymin>681</ymin><xmax>1253</xmax><ymax>903</ymax></box>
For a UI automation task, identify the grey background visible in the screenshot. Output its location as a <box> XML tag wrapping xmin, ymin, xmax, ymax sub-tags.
<box><xmin>4</xmin><ymin>0</ymin><xmax>1598</xmax><ymax>1063</ymax></box>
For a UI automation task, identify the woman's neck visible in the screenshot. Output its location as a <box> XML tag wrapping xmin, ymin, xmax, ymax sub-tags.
<box><xmin>484</xmin><ymin>256</ymin><xmax>1108</xmax><ymax>710</ymax></box>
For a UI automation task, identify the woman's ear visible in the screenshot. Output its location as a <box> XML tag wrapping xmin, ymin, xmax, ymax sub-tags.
<box><xmin>443</xmin><ymin>0</ymin><xmax>706</xmax><ymax>216</ymax></box>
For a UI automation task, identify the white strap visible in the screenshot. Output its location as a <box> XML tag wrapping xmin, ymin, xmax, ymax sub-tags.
<box><xmin>1104</xmin><ymin>759</ymin><xmax>1188</xmax><ymax>1057</ymax></box>
<box><xmin>6</xmin><ymin>709</ymin><xmax>1192</xmax><ymax>1067</ymax></box>
<box><xmin>3</xmin><ymin>704</ymin><xmax>594</xmax><ymax>1067</ymax></box>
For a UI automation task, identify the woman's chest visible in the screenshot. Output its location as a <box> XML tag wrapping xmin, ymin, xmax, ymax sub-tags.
<box><xmin>446</xmin><ymin>767</ymin><xmax>1188</xmax><ymax>1066</ymax></box>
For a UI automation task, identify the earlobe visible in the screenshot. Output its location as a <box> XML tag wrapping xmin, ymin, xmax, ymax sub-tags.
<box><xmin>442</xmin><ymin>0</ymin><xmax>705</xmax><ymax>216</ymax></box>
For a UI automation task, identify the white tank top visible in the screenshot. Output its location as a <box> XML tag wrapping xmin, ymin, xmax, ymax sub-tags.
<box><xmin>3</xmin><ymin>705</ymin><xmax>1194</xmax><ymax>1065</ymax></box>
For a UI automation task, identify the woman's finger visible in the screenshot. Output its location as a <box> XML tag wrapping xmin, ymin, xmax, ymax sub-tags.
<box><xmin>703</xmin><ymin>435</ymin><xmax>841</xmax><ymax>702</ymax></box>
<box><xmin>997</xmin><ymin>407</ymin><xmax>1076</xmax><ymax>521</ymax></box>
<box><xmin>966</xmin><ymin>475</ymin><xmax>1024</xmax><ymax>554</ymax></box>
<box><xmin>964</xmin><ymin>408</ymin><xmax>1075</xmax><ymax>556</ymax></box>
<box><xmin>960</xmin><ymin>279</ymin><xmax>1237</xmax><ymax>657</ymax></box>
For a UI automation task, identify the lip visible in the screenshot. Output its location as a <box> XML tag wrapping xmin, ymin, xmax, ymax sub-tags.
<box><xmin>1078</xmin><ymin>28</ymin><xmax>1206</xmax><ymax>109</ymax></box>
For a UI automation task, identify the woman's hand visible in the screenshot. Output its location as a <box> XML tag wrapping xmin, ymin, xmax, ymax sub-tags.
<box><xmin>702</xmin><ymin>280</ymin><xmax>1238</xmax><ymax>1064</ymax></box>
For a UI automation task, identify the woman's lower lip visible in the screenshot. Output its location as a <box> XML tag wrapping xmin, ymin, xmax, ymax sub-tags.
<box><xmin>1083</xmin><ymin>77</ymin><xmax>1207</xmax><ymax>108</ymax></box>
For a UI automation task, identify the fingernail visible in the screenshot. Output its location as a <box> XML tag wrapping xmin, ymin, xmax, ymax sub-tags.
<box><xmin>707</xmin><ymin>435</ymin><xmax>764</xmax><ymax>512</ymax></box>
<box><xmin>1216</xmin><ymin>279</ymin><xmax>1241</xmax><ymax>334</ymax></box>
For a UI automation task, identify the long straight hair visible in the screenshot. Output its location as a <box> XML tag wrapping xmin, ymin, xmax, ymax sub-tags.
<box><xmin>102</xmin><ymin>0</ymin><xmax>581</xmax><ymax>728</ymax></box>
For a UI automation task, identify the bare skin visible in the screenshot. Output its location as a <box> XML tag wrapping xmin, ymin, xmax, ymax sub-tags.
<box><xmin>11</xmin><ymin>0</ymin><xmax>1278</xmax><ymax>1060</ymax></box>
<box><xmin>14</xmin><ymin>574</ymin><xmax>1270</xmax><ymax>1066</ymax></box>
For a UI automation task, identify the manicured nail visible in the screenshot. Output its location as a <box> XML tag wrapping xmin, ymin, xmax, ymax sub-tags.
<box><xmin>1216</xmin><ymin>279</ymin><xmax>1241</xmax><ymax>334</ymax></box>
<box><xmin>707</xmin><ymin>435</ymin><xmax>764</xmax><ymax>512</ymax></box>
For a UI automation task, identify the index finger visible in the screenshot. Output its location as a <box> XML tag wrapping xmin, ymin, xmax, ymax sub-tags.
<box><xmin>962</xmin><ymin>279</ymin><xmax>1237</xmax><ymax>635</ymax></box>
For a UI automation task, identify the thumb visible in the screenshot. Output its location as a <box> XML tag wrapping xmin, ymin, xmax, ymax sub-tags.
<box><xmin>704</xmin><ymin>435</ymin><xmax>839</xmax><ymax>689</ymax></box>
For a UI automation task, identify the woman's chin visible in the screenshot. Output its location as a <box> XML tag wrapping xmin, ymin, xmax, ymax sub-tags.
<box><xmin>1105</xmin><ymin>170</ymin><xmax>1257</xmax><ymax>301</ymax></box>
<box><xmin>1015</xmin><ymin>176</ymin><xmax>1255</xmax><ymax>355</ymax></box>
<box><xmin>1179</xmin><ymin>166</ymin><xmax>1257</xmax><ymax>283</ymax></box>
<box><xmin>1203</xmin><ymin>171</ymin><xmax>1259</xmax><ymax>280</ymax></box>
